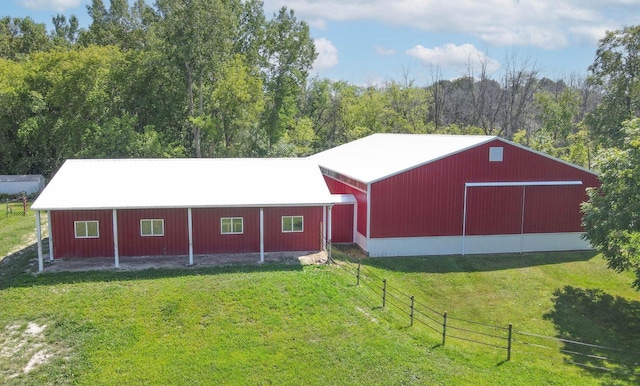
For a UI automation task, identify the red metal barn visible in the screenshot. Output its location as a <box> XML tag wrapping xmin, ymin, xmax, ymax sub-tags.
<box><xmin>311</xmin><ymin>134</ymin><xmax>600</xmax><ymax>257</ymax></box>
<box><xmin>32</xmin><ymin>159</ymin><xmax>336</xmax><ymax>270</ymax></box>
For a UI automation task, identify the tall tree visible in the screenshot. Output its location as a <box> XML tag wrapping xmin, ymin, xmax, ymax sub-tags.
<box><xmin>0</xmin><ymin>17</ymin><xmax>51</xmax><ymax>60</ymax></box>
<box><xmin>582</xmin><ymin>118</ymin><xmax>640</xmax><ymax>290</ymax></box>
<box><xmin>261</xmin><ymin>7</ymin><xmax>316</xmax><ymax>153</ymax></box>
<box><xmin>587</xmin><ymin>25</ymin><xmax>640</xmax><ymax>147</ymax></box>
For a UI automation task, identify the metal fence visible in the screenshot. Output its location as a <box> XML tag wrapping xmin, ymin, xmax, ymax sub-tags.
<box><xmin>332</xmin><ymin>256</ymin><xmax>639</xmax><ymax>375</ymax></box>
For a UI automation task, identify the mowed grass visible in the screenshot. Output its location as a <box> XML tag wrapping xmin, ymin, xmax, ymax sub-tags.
<box><xmin>0</xmin><ymin>212</ymin><xmax>638</xmax><ymax>385</ymax></box>
<box><xmin>0</xmin><ymin>203</ymin><xmax>40</xmax><ymax>258</ymax></box>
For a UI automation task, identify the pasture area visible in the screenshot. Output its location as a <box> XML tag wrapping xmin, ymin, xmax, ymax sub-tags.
<box><xmin>0</xmin><ymin>210</ymin><xmax>638</xmax><ymax>385</ymax></box>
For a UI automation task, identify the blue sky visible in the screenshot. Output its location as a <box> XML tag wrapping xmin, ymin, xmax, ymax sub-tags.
<box><xmin>4</xmin><ymin>0</ymin><xmax>640</xmax><ymax>85</ymax></box>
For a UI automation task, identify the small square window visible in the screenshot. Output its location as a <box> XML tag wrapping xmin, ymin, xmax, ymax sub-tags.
<box><xmin>489</xmin><ymin>147</ymin><xmax>504</xmax><ymax>162</ymax></box>
<box><xmin>282</xmin><ymin>216</ymin><xmax>304</xmax><ymax>233</ymax></box>
<box><xmin>74</xmin><ymin>220</ymin><xmax>99</xmax><ymax>238</ymax></box>
<box><xmin>221</xmin><ymin>217</ymin><xmax>243</xmax><ymax>234</ymax></box>
<box><xmin>140</xmin><ymin>219</ymin><xmax>164</xmax><ymax>237</ymax></box>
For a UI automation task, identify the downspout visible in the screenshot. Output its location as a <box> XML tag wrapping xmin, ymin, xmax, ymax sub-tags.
<box><xmin>188</xmin><ymin>208</ymin><xmax>194</xmax><ymax>265</ymax></box>
<box><xmin>462</xmin><ymin>184</ymin><xmax>468</xmax><ymax>256</ymax></box>
<box><xmin>259</xmin><ymin>208</ymin><xmax>264</xmax><ymax>263</ymax></box>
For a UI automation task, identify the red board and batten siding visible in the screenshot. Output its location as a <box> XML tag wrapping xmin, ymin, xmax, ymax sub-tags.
<box><xmin>368</xmin><ymin>139</ymin><xmax>600</xmax><ymax>239</ymax></box>
<box><xmin>50</xmin><ymin>210</ymin><xmax>114</xmax><ymax>258</ymax></box>
<box><xmin>192</xmin><ymin>207</ymin><xmax>260</xmax><ymax>254</ymax></box>
<box><xmin>50</xmin><ymin>206</ymin><xmax>325</xmax><ymax>259</ymax></box>
<box><xmin>263</xmin><ymin>206</ymin><xmax>323</xmax><ymax>252</ymax></box>
<box><xmin>117</xmin><ymin>208</ymin><xmax>189</xmax><ymax>256</ymax></box>
<box><xmin>323</xmin><ymin>175</ymin><xmax>367</xmax><ymax>237</ymax></box>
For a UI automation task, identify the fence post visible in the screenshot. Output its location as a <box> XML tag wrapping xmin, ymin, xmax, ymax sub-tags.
<box><xmin>382</xmin><ymin>279</ymin><xmax>387</xmax><ymax>308</ymax></box>
<box><xmin>5</xmin><ymin>198</ymin><xmax>8</xmax><ymax>218</ymax></box>
<box><xmin>442</xmin><ymin>311</ymin><xmax>448</xmax><ymax>346</ymax></box>
<box><xmin>357</xmin><ymin>259</ymin><xmax>361</xmax><ymax>286</ymax></box>
<box><xmin>410</xmin><ymin>296</ymin><xmax>415</xmax><ymax>326</ymax></box>
<box><xmin>507</xmin><ymin>323</ymin><xmax>512</xmax><ymax>361</ymax></box>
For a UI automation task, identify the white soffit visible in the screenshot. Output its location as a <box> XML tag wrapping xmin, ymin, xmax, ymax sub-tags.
<box><xmin>310</xmin><ymin>133</ymin><xmax>496</xmax><ymax>184</ymax></box>
<box><xmin>32</xmin><ymin>158</ymin><xmax>334</xmax><ymax>210</ymax></box>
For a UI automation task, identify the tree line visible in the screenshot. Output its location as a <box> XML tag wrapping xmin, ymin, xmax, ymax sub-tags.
<box><xmin>0</xmin><ymin>0</ymin><xmax>629</xmax><ymax>177</ymax></box>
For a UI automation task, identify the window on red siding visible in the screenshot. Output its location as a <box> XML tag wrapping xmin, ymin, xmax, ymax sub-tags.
<box><xmin>282</xmin><ymin>216</ymin><xmax>304</xmax><ymax>233</ymax></box>
<box><xmin>221</xmin><ymin>217</ymin><xmax>243</xmax><ymax>234</ymax></box>
<box><xmin>140</xmin><ymin>219</ymin><xmax>164</xmax><ymax>236</ymax></box>
<box><xmin>74</xmin><ymin>220</ymin><xmax>99</xmax><ymax>238</ymax></box>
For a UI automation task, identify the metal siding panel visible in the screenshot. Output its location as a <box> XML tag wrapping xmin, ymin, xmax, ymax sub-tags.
<box><xmin>523</xmin><ymin>185</ymin><xmax>585</xmax><ymax>233</ymax></box>
<box><xmin>50</xmin><ymin>210</ymin><xmax>113</xmax><ymax>258</ymax></box>
<box><xmin>192</xmin><ymin>208</ymin><xmax>260</xmax><ymax>254</ymax></box>
<box><xmin>263</xmin><ymin>207</ymin><xmax>323</xmax><ymax>252</ymax></box>
<box><xmin>331</xmin><ymin>204</ymin><xmax>354</xmax><ymax>243</ymax></box>
<box><xmin>466</xmin><ymin>186</ymin><xmax>523</xmax><ymax>235</ymax></box>
<box><xmin>369</xmin><ymin>140</ymin><xmax>600</xmax><ymax>238</ymax></box>
<box><xmin>323</xmin><ymin>175</ymin><xmax>368</xmax><ymax>236</ymax></box>
<box><xmin>118</xmin><ymin>208</ymin><xmax>188</xmax><ymax>256</ymax></box>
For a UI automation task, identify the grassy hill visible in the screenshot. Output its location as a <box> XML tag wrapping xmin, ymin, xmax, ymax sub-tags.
<box><xmin>1</xmin><ymin>210</ymin><xmax>638</xmax><ymax>385</ymax></box>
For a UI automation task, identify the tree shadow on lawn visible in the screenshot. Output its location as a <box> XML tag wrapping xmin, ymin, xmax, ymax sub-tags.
<box><xmin>0</xmin><ymin>242</ymin><xmax>303</xmax><ymax>290</ymax></box>
<box><xmin>543</xmin><ymin>286</ymin><xmax>640</xmax><ymax>381</ymax></box>
<box><xmin>345</xmin><ymin>250</ymin><xmax>597</xmax><ymax>274</ymax></box>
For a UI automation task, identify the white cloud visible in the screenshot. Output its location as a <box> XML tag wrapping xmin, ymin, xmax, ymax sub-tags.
<box><xmin>375</xmin><ymin>46</ymin><xmax>395</xmax><ymax>56</ymax></box>
<box><xmin>313</xmin><ymin>38</ymin><xmax>339</xmax><ymax>71</ymax></box>
<box><xmin>20</xmin><ymin>0</ymin><xmax>83</xmax><ymax>12</ymax></box>
<box><xmin>406</xmin><ymin>43</ymin><xmax>501</xmax><ymax>74</ymax></box>
<box><xmin>264</xmin><ymin>0</ymin><xmax>640</xmax><ymax>49</ymax></box>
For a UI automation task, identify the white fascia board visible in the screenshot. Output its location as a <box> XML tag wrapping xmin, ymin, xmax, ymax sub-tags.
<box><xmin>465</xmin><ymin>181</ymin><xmax>583</xmax><ymax>188</ymax></box>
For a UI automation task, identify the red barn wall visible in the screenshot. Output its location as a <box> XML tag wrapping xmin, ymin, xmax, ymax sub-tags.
<box><xmin>192</xmin><ymin>207</ymin><xmax>260</xmax><ymax>254</ymax></box>
<box><xmin>117</xmin><ymin>208</ymin><xmax>189</xmax><ymax>256</ymax></box>
<box><xmin>370</xmin><ymin>140</ymin><xmax>600</xmax><ymax>238</ymax></box>
<box><xmin>263</xmin><ymin>206</ymin><xmax>323</xmax><ymax>252</ymax></box>
<box><xmin>50</xmin><ymin>210</ymin><xmax>113</xmax><ymax>258</ymax></box>
<box><xmin>331</xmin><ymin>204</ymin><xmax>354</xmax><ymax>243</ymax></box>
<box><xmin>323</xmin><ymin>175</ymin><xmax>368</xmax><ymax>236</ymax></box>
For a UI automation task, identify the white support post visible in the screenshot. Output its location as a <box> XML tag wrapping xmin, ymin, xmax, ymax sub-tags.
<box><xmin>36</xmin><ymin>211</ymin><xmax>43</xmax><ymax>272</ymax></box>
<box><xmin>322</xmin><ymin>206</ymin><xmax>327</xmax><ymax>250</ymax></box>
<box><xmin>462</xmin><ymin>185</ymin><xmax>468</xmax><ymax>256</ymax></box>
<box><xmin>47</xmin><ymin>210</ymin><xmax>53</xmax><ymax>260</ymax></box>
<box><xmin>188</xmin><ymin>208</ymin><xmax>194</xmax><ymax>266</ymax></box>
<box><xmin>112</xmin><ymin>209</ymin><xmax>119</xmax><ymax>268</ymax></box>
<box><xmin>520</xmin><ymin>186</ymin><xmax>526</xmax><ymax>254</ymax></box>
<box><xmin>259</xmin><ymin>208</ymin><xmax>265</xmax><ymax>263</ymax></box>
<box><xmin>328</xmin><ymin>205</ymin><xmax>332</xmax><ymax>262</ymax></box>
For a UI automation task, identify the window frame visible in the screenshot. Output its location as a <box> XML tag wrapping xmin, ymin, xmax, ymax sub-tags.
<box><xmin>140</xmin><ymin>218</ymin><xmax>165</xmax><ymax>237</ymax></box>
<box><xmin>281</xmin><ymin>215</ymin><xmax>304</xmax><ymax>233</ymax></box>
<box><xmin>220</xmin><ymin>217</ymin><xmax>244</xmax><ymax>235</ymax></box>
<box><xmin>74</xmin><ymin>220</ymin><xmax>100</xmax><ymax>239</ymax></box>
<box><xmin>489</xmin><ymin>146</ymin><xmax>504</xmax><ymax>162</ymax></box>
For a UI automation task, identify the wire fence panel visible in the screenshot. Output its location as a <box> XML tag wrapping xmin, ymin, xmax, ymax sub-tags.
<box><xmin>330</xmin><ymin>256</ymin><xmax>638</xmax><ymax>373</ymax></box>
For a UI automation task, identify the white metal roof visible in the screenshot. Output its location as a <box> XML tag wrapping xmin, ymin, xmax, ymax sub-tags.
<box><xmin>309</xmin><ymin>133</ymin><xmax>497</xmax><ymax>184</ymax></box>
<box><xmin>32</xmin><ymin>158</ymin><xmax>334</xmax><ymax>211</ymax></box>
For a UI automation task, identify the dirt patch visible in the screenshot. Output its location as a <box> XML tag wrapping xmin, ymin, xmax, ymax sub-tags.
<box><xmin>0</xmin><ymin>322</ymin><xmax>62</xmax><ymax>381</ymax></box>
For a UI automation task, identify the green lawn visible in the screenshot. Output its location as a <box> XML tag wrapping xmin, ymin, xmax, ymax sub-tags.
<box><xmin>1</xmin><ymin>213</ymin><xmax>638</xmax><ymax>385</ymax></box>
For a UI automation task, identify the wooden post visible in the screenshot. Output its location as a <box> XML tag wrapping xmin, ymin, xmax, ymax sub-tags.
<box><xmin>356</xmin><ymin>259</ymin><xmax>361</xmax><ymax>286</ymax></box>
<box><xmin>382</xmin><ymin>279</ymin><xmax>387</xmax><ymax>308</ymax></box>
<box><xmin>410</xmin><ymin>296</ymin><xmax>415</xmax><ymax>326</ymax></box>
<box><xmin>507</xmin><ymin>323</ymin><xmax>513</xmax><ymax>361</ymax></box>
<box><xmin>442</xmin><ymin>312</ymin><xmax>448</xmax><ymax>346</ymax></box>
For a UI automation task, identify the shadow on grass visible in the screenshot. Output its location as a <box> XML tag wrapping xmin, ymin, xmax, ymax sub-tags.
<box><xmin>543</xmin><ymin>286</ymin><xmax>640</xmax><ymax>381</ymax></box>
<box><xmin>334</xmin><ymin>247</ymin><xmax>598</xmax><ymax>274</ymax></box>
<box><xmin>0</xmin><ymin>242</ymin><xmax>303</xmax><ymax>290</ymax></box>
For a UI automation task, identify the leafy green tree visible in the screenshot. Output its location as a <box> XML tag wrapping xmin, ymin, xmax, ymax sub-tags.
<box><xmin>0</xmin><ymin>17</ymin><xmax>51</xmax><ymax>60</ymax></box>
<box><xmin>582</xmin><ymin>118</ymin><xmax>640</xmax><ymax>289</ymax></box>
<box><xmin>587</xmin><ymin>25</ymin><xmax>640</xmax><ymax>147</ymax></box>
<box><xmin>208</xmin><ymin>55</ymin><xmax>264</xmax><ymax>156</ymax></box>
<box><xmin>261</xmin><ymin>7</ymin><xmax>316</xmax><ymax>153</ymax></box>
